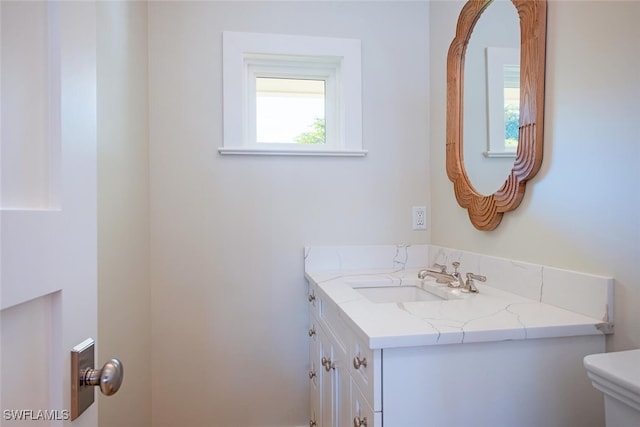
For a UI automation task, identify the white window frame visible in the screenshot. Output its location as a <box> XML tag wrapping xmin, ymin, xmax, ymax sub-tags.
<box><xmin>484</xmin><ymin>47</ymin><xmax>520</xmax><ymax>158</ymax></box>
<box><xmin>221</xmin><ymin>31</ymin><xmax>365</xmax><ymax>156</ymax></box>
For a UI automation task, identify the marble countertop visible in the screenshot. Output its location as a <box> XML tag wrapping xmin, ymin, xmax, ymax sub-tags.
<box><xmin>306</xmin><ymin>268</ymin><xmax>611</xmax><ymax>349</ymax></box>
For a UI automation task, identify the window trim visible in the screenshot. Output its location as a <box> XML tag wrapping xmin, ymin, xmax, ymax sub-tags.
<box><xmin>221</xmin><ymin>31</ymin><xmax>365</xmax><ymax>157</ymax></box>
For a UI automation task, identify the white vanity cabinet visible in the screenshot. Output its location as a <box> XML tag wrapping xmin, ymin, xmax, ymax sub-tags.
<box><xmin>307</xmin><ymin>279</ymin><xmax>607</xmax><ymax>427</ymax></box>
<box><xmin>308</xmin><ymin>282</ymin><xmax>382</xmax><ymax>427</ymax></box>
<box><xmin>305</xmin><ymin>245</ymin><xmax>613</xmax><ymax>426</ymax></box>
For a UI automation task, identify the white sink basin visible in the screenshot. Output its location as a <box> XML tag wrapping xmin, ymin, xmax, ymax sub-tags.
<box><xmin>354</xmin><ymin>285</ymin><xmax>444</xmax><ymax>303</ymax></box>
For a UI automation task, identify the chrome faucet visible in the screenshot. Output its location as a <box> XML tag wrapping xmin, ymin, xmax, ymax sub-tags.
<box><xmin>418</xmin><ymin>263</ymin><xmax>449</xmax><ymax>283</ymax></box>
<box><xmin>418</xmin><ymin>261</ymin><xmax>464</xmax><ymax>288</ymax></box>
<box><xmin>418</xmin><ymin>262</ymin><xmax>486</xmax><ymax>293</ymax></box>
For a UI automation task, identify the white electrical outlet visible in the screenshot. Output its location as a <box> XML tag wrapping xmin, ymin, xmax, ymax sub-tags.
<box><xmin>412</xmin><ymin>206</ymin><xmax>427</xmax><ymax>230</ymax></box>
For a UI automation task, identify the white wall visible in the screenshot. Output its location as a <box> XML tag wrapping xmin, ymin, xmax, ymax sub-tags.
<box><xmin>430</xmin><ymin>0</ymin><xmax>640</xmax><ymax>352</ymax></box>
<box><xmin>97</xmin><ymin>2</ymin><xmax>151</xmax><ymax>426</ymax></box>
<box><xmin>148</xmin><ymin>2</ymin><xmax>429</xmax><ymax>426</ymax></box>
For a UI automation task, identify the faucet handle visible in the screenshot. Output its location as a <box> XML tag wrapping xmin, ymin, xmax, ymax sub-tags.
<box><xmin>466</xmin><ymin>273</ymin><xmax>486</xmax><ymax>282</ymax></box>
<box><xmin>433</xmin><ymin>263</ymin><xmax>447</xmax><ymax>273</ymax></box>
<box><xmin>452</xmin><ymin>261</ymin><xmax>460</xmax><ymax>273</ymax></box>
<box><xmin>464</xmin><ymin>272</ymin><xmax>486</xmax><ymax>293</ymax></box>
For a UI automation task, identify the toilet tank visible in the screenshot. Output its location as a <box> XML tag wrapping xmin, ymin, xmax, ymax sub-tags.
<box><xmin>584</xmin><ymin>349</ymin><xmax>640</xmax><ymax>427</ymax></box>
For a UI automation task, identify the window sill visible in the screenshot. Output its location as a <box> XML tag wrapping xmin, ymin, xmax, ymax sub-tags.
<box><xmin>483</xmin><ymin>150</ymin><xmax>517</xmax><ymax>158</ymax></box>
<box><xmin>218</xmin><ymin>147</ymin><xmax>368</xmax><ymax>157</ymax></box>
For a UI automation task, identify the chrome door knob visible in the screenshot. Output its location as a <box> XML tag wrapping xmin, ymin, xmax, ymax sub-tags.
<box><xmin>82</xmin><ymin>358</ymin><xmax>124</xmax><ymax>396</ymax></box>
<box><xmin>71</xmin><ymin>339</ymin><xmax>124</xmax><ymax>420</ymax></box>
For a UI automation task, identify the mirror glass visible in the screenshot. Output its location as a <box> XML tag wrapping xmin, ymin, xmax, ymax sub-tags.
<box><xmin>463</xmin><ymin>0</ymin><xmax>520</xmax><ymax>195</ymax></box>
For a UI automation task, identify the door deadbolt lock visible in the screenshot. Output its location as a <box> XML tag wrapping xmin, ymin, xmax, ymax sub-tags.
<box><xmin>71</xmin><ymin>338</ymin><xmax>124</xmax><ymax>420</ymax></box>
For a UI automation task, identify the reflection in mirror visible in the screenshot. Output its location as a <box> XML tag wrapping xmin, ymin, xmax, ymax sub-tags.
<box><xmin>446</xmin><ymin>0</ymin><xmax>547</xmax><ymax>230</ymax></box>
<box><xmin>487</xmin><ymin>47</ymin><xmax>520</xmax><ymax>156</ymax></box>
<box><xmin>256</xmin><ymin>78</ymin><xmax>326</xmax><ymax>144</ymax></box>
<box><xmin>463</xmin><ymin>0</ymin><xmax>520</xmax><ymax>195</ymax></box>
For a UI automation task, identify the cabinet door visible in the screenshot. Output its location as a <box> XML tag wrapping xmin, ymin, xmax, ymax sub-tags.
<box><xmin>317</xmin><ymin>328</ymin><xmax>352</xmax><ymax>427</ymax></box>
<box><xmin>309</xmin><ymin>281</ymin><xmax>353</xmax><ymax>427</ymax></box>
<box><xmin>309</xmin><ymin>321</ymin><xmax>321</xmax><ymax>427</ymax></box>
<box><xmin>319</xmin><ymin>331</ymin><xmax>335</xmax><ymax>426</ymax></box>
<box><xmin>350</xmin><ymin>338</ymin><xmax>382</xmax><ymax>411</ymax></box>
<box><xmin>335</xmin><ymin>354</ymin><xmax>351</xmax><ymax>427</ymax></box>
<box><xmin>352</xmin><ymin>381</ymin><xmax>380</xmax><ymax>427</ymax></box>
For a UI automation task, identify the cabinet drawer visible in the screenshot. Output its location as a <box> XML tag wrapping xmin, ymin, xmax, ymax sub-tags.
<box><xmin>317</xmin><ymin>294</ymin><xmax>348</xmax><ymax>353</ymax></box>
<box><xmin>350</xmin><ymin>335</ymin><xmax>382</xmax><ymax>411</ymax></box>
<box><xmin>352</xmin><ymin>380</ymin><xmax>382</xmax><ymax>427</ymax></box>
<box><xmin>307</xmin><ymin>281</ymin><xmax>320</xmax><ymax>320</ymax></box>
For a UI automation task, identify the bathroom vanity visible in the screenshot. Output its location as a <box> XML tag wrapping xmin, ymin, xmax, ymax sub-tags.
<box><xmin>305</xmin><ymin>245</ymin><xmax>613</xmax><ymax>427</ymax></box>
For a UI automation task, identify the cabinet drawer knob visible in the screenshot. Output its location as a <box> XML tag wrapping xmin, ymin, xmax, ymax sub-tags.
<box><xmin>308</xmin><ymin>327</ymin><xmax>316</xmax><ymax>337</ymax></box>
<box><xmin>309</xmin><ymin>420</ymin><xmax>317</xmax><ymax>427</ymax></box>
<box><xmin>321</xmin><ymin>356</ymin><xmax>334</xmax><ymax>371</ymax></box>
<box><xmin>354</xmin><ymin>416</ymin><xmax>368</xmax><ymax>426</ymax></box>
<box><xmin>308</xmin><ymin>370</ymin><xmax>317</xmax><ymax>379</ymax></box>
<box><xmin>308</xmin><ymin>294</ymin><xmax>316</xmax><ymax>302</ymax></box>
<box><xmin>353</xmin><ymin>355</ymin><xmax>368</xmax><ymax>369</ymax></box>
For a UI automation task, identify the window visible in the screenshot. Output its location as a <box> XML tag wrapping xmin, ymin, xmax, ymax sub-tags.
<box><xmin>485</xmin><ymin>47</ymin><xmax>520</xmax><ymax>158</ymax></box>
<box><xmin>255</xmin><ymin>77</ymin><xmax>326</xmax><ymax>144</ymax></box>
<box><xmin>221</xmin><ymin>31</ymin><xmax>364</xmax><ymax>156</ymax></box>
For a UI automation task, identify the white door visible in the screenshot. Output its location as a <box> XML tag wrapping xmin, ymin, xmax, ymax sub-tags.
<box><xmin>1</xmin><ymin>1</ymin><xmax>99</xmax><ymax>426</ymax></box>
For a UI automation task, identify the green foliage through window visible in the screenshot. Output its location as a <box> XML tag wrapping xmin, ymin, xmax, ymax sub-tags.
<box><xmin>294</xmin><ymin>117</ymin><xmax>326</xmax><ymax>144</ymax></box>
<box><xmin>504</xmin><ymin>104</ymin><xmax>519</xmax><ymax>148</ymax></box>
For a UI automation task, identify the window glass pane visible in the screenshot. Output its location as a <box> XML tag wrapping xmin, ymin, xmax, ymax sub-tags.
<box><xmin>256</xmin><ymin>78</ymin><xmax>326</xmax><ymax>144</ymax></box>
<box><xmin>503</xmin><ymin>64</ymin><xmax>520</xmax><ymax>150</ymax></box>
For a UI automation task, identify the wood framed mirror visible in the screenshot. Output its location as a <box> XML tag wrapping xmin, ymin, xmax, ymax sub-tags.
<box><xmin>446</xmin><ymin>0</ymin><xmax>547</xmax><ymax>230</ymax></box>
